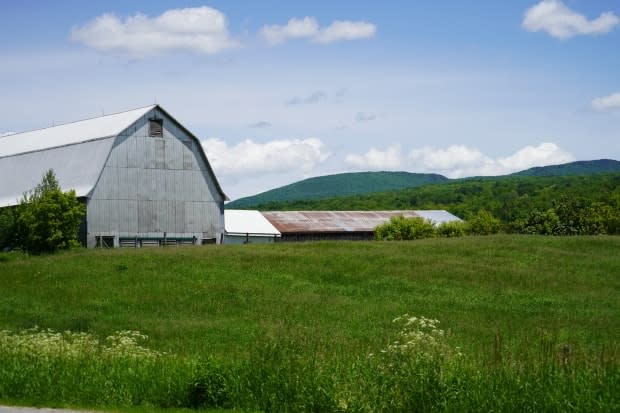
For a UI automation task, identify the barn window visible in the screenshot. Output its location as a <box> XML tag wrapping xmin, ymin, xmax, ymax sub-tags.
<box><xmin>149</xmin><ymin>118</ymin><xmax>163</xmax><ymax>137</ymax></box>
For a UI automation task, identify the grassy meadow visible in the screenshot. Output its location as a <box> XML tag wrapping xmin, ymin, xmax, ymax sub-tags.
<box><xmin>0</xmin><ymin>236</ymin><xmax>619</xmax><ymax>411</ymax></box>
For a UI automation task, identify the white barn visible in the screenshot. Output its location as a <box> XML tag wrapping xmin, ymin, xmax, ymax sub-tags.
<box><xmin>0</xmin><ymin>105</ymin><xmax>227</xmax><ymax>247</ymax></box>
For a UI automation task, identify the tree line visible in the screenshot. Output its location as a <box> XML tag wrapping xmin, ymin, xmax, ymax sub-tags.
<box><xmin>252</xmin><ymin>174</ymin><xmax>620</xmax><ymax>236</ymax></box>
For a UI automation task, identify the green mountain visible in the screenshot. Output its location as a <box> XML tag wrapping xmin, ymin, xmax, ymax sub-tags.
<box><xmin>248</xmin><ymin>173</ymin><xmax>620</xmax><ymax>231</ymax></box>
<box><xmin>226</xmin><ymin>171</ymin><xmax>448</xmax><ymax>208</ymax></box>
<box><xmin>226</xmin><ymin>159</ymin><xmax>620</xmax><ymax>209</ymax></box>
<box><xmin>511</xmin><ymin>159</ymin><xmax>620</xmax><ymax>177</ymax></box>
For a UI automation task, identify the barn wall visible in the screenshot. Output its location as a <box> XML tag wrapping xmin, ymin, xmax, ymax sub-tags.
<box><xmin>86</xmin><ymin>108</ymin><xmax>224</xmax><ymax>247</ymax></box>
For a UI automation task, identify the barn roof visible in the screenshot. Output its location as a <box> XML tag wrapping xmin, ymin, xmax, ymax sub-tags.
<box><xmin>261</xmin><ymin>210</ymin><xmax>461</xmax><ymax>233</ymax></box>
<box><xmin>412</xmin><ymin>210</ymin><xmax>463</xmax><ymax>225</ymax></box>
<box><xmin>0</xmin><ymin>138</ymin><xmax>115</xmax><ymax>207</ymax></box>
<box><xmin>0</xmin><ymin>104</ymin><xmax>227</xmax><ymax>207</ymax></box>
<box><xmin>224</xmin><ymin>210</ymin><xmax>281</xmax><ymax>236</ymax></box>
<box><xmin>0</xmin><ymin>105</ymin><xmax>155</xmax><ymax>158</ymax></box>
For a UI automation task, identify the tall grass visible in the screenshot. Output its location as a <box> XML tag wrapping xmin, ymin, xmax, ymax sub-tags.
<box><xmin>0</xmin><ymin>328</ymin><xmax>194</xmax><ymax>407</ymax></box>
<box><xmin>0</xmin><ymin>236</ymin><xmax>619</xmax><ymax>410</ymax></box>
<box><xmin>0</xmin><ymin>316</ymin><xmax>617</xmax><ymax>412</ymax></box>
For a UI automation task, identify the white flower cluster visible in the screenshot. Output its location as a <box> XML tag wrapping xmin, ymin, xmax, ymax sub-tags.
<box><xmin>383</xmin><ymin>315</ymin><xmax>446</xmax><ymax>358</ymax></box>
<box><xmin>103</xmin><ymin>330</ymin><xmax>163</xmax><ymax>359</ymax></box>
<box><xmin>0</xmin><ymin>327</ymin><xmax>162</xmax><ymax>361</ymax></box>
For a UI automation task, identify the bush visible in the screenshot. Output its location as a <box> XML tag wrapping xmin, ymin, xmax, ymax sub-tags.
<box><xmin>187</xmin><ymin>360</ymin><xmax>232</xmax><ymax>409</ymax></box>
<box><xmin>599</xmin><ymin>203</ymin><xmax>620</xmax><ymax>234</ymax></box>
<box><xmin>466</xmin><ymin>210</ymin><xmax>502</xmax><ymax>235</ymax></box>
<box><xmin>0</xmin><ymin>207</ymin><xmax>16</xmax><ymax>250</ymax></box>
<box><xmin>375</xmin><ymin>216</ymin><xmax>436</xmax><ymax>241</ymax></box>
<box><xmin>14</xmin><ymin>170</ymin><xmax>84</xmax><ymax>254</ymax></box>
<box><xmin>514</xmin><ymin>209</ymin><xmax>561</xmax><ymax>235</ymax></box>
<box><xmin>436</xmin><ymin>220</ymin><xmax>467</xmax><ymax>238</ymax></box>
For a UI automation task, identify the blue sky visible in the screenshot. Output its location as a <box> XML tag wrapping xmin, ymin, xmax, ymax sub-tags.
<box><xmin>1</xmin><ymin>0</ymin><xmax>619</xmax><ymax>199</ymax></box>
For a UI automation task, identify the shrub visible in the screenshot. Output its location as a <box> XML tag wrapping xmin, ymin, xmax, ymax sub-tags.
<box><xmin>187</xmin><ymin>360</ymin><xmax>232</xmax><ymax>409</ymax></box>
<box><xmin>375</xmin><ymin>216</ymin><xmax>436</xmax><ymax>241</ymax></box>
<box><xmin>0</xmin><ymin>207</ymin><xmax>16</xmax><ymax>250</ymax></box>
<box><xmin>514</xmin><ymin>209</ymin><xmax>561</xmax><ymax>235</ymax></box>
<box><xmin>466</xmin><ymin>210</ymin><xmax>502</xmax><ymax>235</ymax></box>
<box><xmin>598</xmin><ymin>203</ymin><xmax>620</xmax><ymax>234</ymax></box>
<box><xmin>436</xmin><ymin>220</ymin><xmax>467</xmax><ymax>237</ymax></box>
<box><xmin>14</xmin><ymin>170</ymin><xmax>84</xmax><ymax>254</ymax></box>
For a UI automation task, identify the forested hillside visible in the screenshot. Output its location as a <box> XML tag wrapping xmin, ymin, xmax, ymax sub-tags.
<box><xmin>511</xmin><ymin>159</ymin><xmax>620</xmax><ymax>177</ymax></box>
<box><xmin>249</xmin><ymin>173</ymin><xmax>620</xmax><ymax>233</ymax></box>
<box><xmin>228</xmin><ymin>159</ymin><xmax>620</xmax><ymax>208</ymax></box>
<box><xmin>227</xmin><ymin>171</ymin><xmax>448</xmax><ymax>208</ymax></box>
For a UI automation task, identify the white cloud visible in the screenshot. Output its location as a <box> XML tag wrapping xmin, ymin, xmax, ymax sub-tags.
<box><xmin>410</xmin><ymin>145</ymin><xmax>489</xmax><ymax>175</ymax></box>
<box><xmin>523</xmin><ymin>0</ymin><xmax>619</xmax><ymax>39</ymax></box>
<box><xmin>345</xmin><ymin>145</ymin><xmax>403</xmax><ymax>170</ymax></box>
<box><xmin>260</xmin><ymin>17</ymin><xmax>319</xmax><ymax>45</ymax></box>
<box><xmin>201</xmin><ymin>137</ymin><xmax>330</xmax><ymax>176</ymax></box>
<box><xmin>592</xmin><ymin>92</ymin><xmax>620</xmax><ymax>111</ymax></box>
<box><xmin>314</xmin><ymin>20</ymin><xmax>377</xmax><ymax>44</ymax></box>
<box><xmin>260</xmin><ymin>17</ymin><xmax>376</xmax><ymax>45</ymax></box>
<box><xmin>0</xmin><ymin>132</ymin><xmax>15</xmax><ymax>138</ymax></box>
<box><xmin>71</xmin><ymin>6</ymin><xmax>238</xmax><ymax>57</ymax></box>
<box><xmin>410</xmin><ymin>143</ymin><xmax>575</xmax><ymax>177</ymax></box>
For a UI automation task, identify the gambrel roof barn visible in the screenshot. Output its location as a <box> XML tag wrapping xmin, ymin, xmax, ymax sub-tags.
<box><xmin>0</xmin><ymin>105</ymin><xmax>227</xmax><ymax>247</ymax></box>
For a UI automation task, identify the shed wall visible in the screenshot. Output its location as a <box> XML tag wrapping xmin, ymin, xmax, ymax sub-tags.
<box><xmin>279</xmin><ymin>232</ymin><xmax>374</xmax><ymax>242</ymax></box>
<box><xmin>223</xmin><ymin>234</ymin><xmax>278</xmax><ymax>245</ymax></box>
<box><xmin>86</xmin><ymin>108</ymin><xmax>224</xmax><ymax>247</ymax></box>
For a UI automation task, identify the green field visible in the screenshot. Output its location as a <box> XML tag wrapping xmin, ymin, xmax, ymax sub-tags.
<box><xmin>1</xmin><ymin>236</ymin><xmax>619</xmax><ymax>412</ymax></box>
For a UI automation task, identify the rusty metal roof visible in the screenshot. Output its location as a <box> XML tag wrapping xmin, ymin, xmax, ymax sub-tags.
<box><xmin>260</xmin><ymin>211</ymin><xmax>425</xmax><ymax>233</ymax></box>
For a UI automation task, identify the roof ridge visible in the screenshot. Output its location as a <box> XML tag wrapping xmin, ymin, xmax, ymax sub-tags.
<box><xmin>0</xmin><ymin>104</ymin><xmax>157</xmax><ymax>138</ymax></box>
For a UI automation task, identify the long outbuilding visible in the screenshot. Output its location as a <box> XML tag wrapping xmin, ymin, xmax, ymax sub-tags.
<box><xmin>0</xmin><ymin>105</ymin><xmax>227</xmax><ymax>247</ymax></box>
<box><xmin>257</xmin><ymin>210</ymin><xmax>462</xmax><ymax>242</ymax></box>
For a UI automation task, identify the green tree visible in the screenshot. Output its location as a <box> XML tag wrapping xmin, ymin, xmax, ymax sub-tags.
<box><xmin>436</xmin><ymin>220</ymin><xmax>467</xmax><ymax>238</ymax></box>
<box><xmin>466</xmin><ymin>210</ymin><xmax>502</xmax><ymax>235</ymax></box>
<box><xmin>15</xmin><ymin>170</ymin><xmax>85</xmax><ymax>254</ymax></box>
<box><xmin>375</xmin><ymin>216</ymin><xmax>436</xmax><ymax>241</ymax></box>
<box><xmin>514</xmin><ymin>209</ymin><xmax>560</xmax><ymax>235</ymax></box>
<box><xmin>597</xmin><ymin>203</ymin><xmax>620</xmax><ymax>235</ymax></box>
<box><xmin>0</xmin><ymin>207</ymin><xmax>17</xmax><ymax>250</ymax></box>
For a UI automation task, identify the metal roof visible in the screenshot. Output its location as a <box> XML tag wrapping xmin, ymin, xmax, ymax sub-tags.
<box><xmin>414</xmin><ymin>210</ymin><xmax>463</xmax><ymax>225</ymax></box>
<box><xmin>0</xmin><ymin>137</ymin><xmax>115</xmax><ymax>207</ymax></box>
<box><xmin>0</xmin><ymin>105</ymin><xmax>155</xmax><ymax>158</ymax></box>
<box><xmin>261</xmin><ymin>210</ymin><xmax>442</xmax><ymax>233</ymax></box>
<box><xmin>0</xmin><ymin>104</ymin><xmax>228</xmax><ymax>207</ymax></box>
<box><xmin>225</xmin><ymin>210</ymin><xmax>281</xmax><ymax>236</ymax></box>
